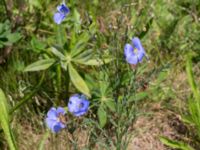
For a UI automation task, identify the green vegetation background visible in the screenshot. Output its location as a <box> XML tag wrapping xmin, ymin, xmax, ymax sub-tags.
<box><xmin>0</xmin><ymin>0</ymin><xmax>200</xmax><ymax>149</ymax></box>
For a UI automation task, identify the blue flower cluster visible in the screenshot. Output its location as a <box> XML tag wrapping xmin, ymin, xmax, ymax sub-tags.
<box><xmin>45</xmin><ymin>94</ymin><xmax>89</xmax><ymax>133</ymax></box>
<box><xmin>53</xmin><ymin>2</ymin><xmax>147</xmax><ymax>66</ymax></box>
<box><xmin>45</xmin><ymin>107</ymin><xmax>66</xmax><ymax>133</ymax></box>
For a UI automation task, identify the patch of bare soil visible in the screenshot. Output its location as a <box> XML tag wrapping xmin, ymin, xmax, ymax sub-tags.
<box><xmin>127</xmin><ymin>104</ymin><xmax>188</xmax><ymax>150</ymax></box>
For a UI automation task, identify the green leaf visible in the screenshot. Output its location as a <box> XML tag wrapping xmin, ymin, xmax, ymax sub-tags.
<box><xmin>99</xmin><ymin>80</ymin><xmax>110</xmax><ymax>96</ymax></box>
<box><xmin>187</xmin><ymin>98</ymin><xmax>200</xmax><ymax>137</ymax></box>
<box><xmin>129</xmin><ymin>92</ymin><xmax>148</xmax><ymax>102</ymax></box>
<box><xmin>55</xmin><ymin>25</ymin><xmax>66</xmax><ymax>46</ymax></box>
<box><xmin>186</xmin><ymin>55</ymin><xmax>200</xmax><ymax>100</ymax></box>
<box><xmin>89</xmin><ymin>22</ymin><xmax>97</xmax><ymax>34</ymax></box>
<box><xmin>181</xmin><ymin>114</ymin><xmax>195</xmax><ymax>125</ymax></box>
<box><xmin>157</xmin><ymin>71</ymin><xmax>168</xmax><ymax>83</ymax></box>
<box><xmin>24</xmin><ymin>59</ymin><xmax>55</xmax><ymax>72</ymax></box>
<box><xmin>75</xmin><ymin>58</ymin><xmax>113</xmax><ymax>66</ymax></box>
<box><xmin>104</xmin><ymin>99</ymin><xmax>116</xmax><ymax>112</ymax></box>
<box><xmin>160</xmin><ymin>137</ymin><xmax>194</xmax><ymax>150</ymax></box>
<box><xmin>6</xmin><ymin>33</ymin><xmax>21</xmax><ymax>44</ymax></box>
<box><xmin>72</xmin><ymin>49</ymin><xmax>93</xmax><ymax>61</ymax></box>
<box><xmin>0</xmin><ymin>89</ymin><xmax>17</xmax><ymax>150</ymax></box>
<box><xmin>71</xmin><ymin>32</ymin><xmax>90</xmax><ymax>57</ymax></box>
<box><xmin>51</xmin><ymin>47</ymin><xmax>66</xmax><ymax>61</ymax></box>
<box><xmin>68</xmin><ymin>63</ymin><xmax>90</xmax><ymax>97</ymax></box>
<box><xmin>28</xmin><ymin>0</ymin><xmax>42</xmax><ymax>9</ymax></box>
<box><xmin>31</xmin><ymin>37</ymin><xmax>46</xmax><ymax>53</ymax></box>
<box><xmin>97</xmin><ymin>105</ymin><xmax>107</xmax><ymax>128</ymax></box>
<box><xmin>38</xmin><ymin>131</ymin><xmax>50</xmax><ymax>150</ymax></box>
<box><xmin>0</xmin><ymin>23</ymin><xmax>4</xmax><ymax>34</ymax></box>
<box><xmin>73</xmin><ymin>9</ymin><xmax>81</xmax><ymax>31</ymax></box>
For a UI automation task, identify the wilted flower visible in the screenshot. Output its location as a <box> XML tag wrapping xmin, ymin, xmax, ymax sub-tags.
<box><xmin>124</xmin><ymin>37</ymin><xmax>146</xmax><ymax>65</ymax></box>
<box><xmin>68</xmin><ymin>94</ymin><xmax>90</xmax><ymax>117</ymax></box>
<box><xmin>53</xmin><ymin>3</ymin><xmax>70</xmax><ymax>24</ymax></box>
<box><xmin>45</xmin><ymin>107</ymin><xmax>66</xmax><ymax>133</ymax></box>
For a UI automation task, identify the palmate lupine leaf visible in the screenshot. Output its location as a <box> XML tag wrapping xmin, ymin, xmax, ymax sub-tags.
<box><xmin>68</xmin><ymin>63</ymin><xmax>90</xmax><ymax>97</ymax></box>
<box><xmin>0</xmin><ymin>89</ymin><xmax>18</xmax><ymax>150</ymax></box>
<box><xmin>50</xmin><ymin>47</ymin><xmax>66</xmax><ymax>61</ymax></box>
<box><xmin>24</xmin><ymin>59</ymin><xmax>55</xmax><ymax>72</ymax></box>
<box><xmin>97</xmin><ymin>105</ymin><xmax>107</xmax><ymax>128</ymax></box>
<box><xmin>70</xmin><ymin>32</ymin><xmax>90</xmax><ymax>57</ymax></box>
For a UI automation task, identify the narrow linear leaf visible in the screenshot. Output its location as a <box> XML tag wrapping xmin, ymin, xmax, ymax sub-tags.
<box><xmin>24</xmin><ymin>59</ymin><xmax>55</xmax><ymax>72</ymax></box>
<box><xmin>186</xmin><ymin>55</ymin><xmax>200</xmax><ymax>100</ymax></box>
<box><xmin>51</xmin><ymin>47</ymin><xmax>66</xmax><ymax>61</ymax></box>
<box><xmin>72</xmin><ymin>49</ymin><xmax>93</xmax><ymax>60</ymax></box>
<box><xmin>71</xmin><ymin>32</ymin><xmax>90</xmax><ymax>57</ymax></box>
<box><xmin>10</xmin><ymin>72</ymin><xmax>45</xmax><ymax>114</ymax></box>
<box><xmin>104</xmin><ymin>100</ymin><xmax>116</xmax><ymax>112</ymax></box>
<box><xmin>160</xmin><ymin>137</ymin><xmax>194</xmax><ymax>150</ymax></box>
<box><xmin>0</xmin><ymin>89</ymin><xmax>17</xmax><ymax>150</ymax></box>
<box><xmin>56</xmin><ymin>25</ymin><xmax>66</xmax><ymax>46</ymax></box>
<box><xmin>75</xmin><ymin>58</ymin><xmax>113</xmax><ymax>66</ymax></box>
<box><xmin>38</xmin><ymin>131</ymin><xmax>50</xmax><ymax>150</ymax></box>
<box><xmin>68</xmin><ymin>63</ymin><xmax>90</xmax><ymax>97</ymax></box>
<box><xmin>129</xmin><ymin>92</ymin><xmax>148</xmax><ymax>102</ymax></box>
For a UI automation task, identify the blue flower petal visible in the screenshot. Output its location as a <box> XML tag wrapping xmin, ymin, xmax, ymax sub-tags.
<box><xmin>124</xmin><ymin>44</ymin><xmax>134</xmax><ymax>58</ymax></box>
<box><xmin>80</xmin><ymin>94</ymin><xmax>87</xmax><ymax>100</ymax></box>
<box><xmin>68</xmin><ymin>96</ymin><xmax>78</xmax><ymax>113</ymax></box>
<box><xmin>126</xmin><ymin>55</ymin><xmax>139</xmax><ymax>65</ymax></box>
<box><xmin>79</xmin><ymin>99</ymin><xmax>90</xmax><ymax>112</ymax></box>
<box><xmin>53</xmin><ymin>12</ymin><xmax>66</xmax><ymax>24</ymax></box>
<box><xmin>74</xmin><ymin>111</ymin><xmax>87</xmax><ymax>117</ymax></box>
<box><xmin>52</xmin><ymin>123</ymin><xmax>62</xmax><ymax>133</ymax></box>
<box><xmin>45</xmin><ymin>107</ymin><xmax>67</xmax><ymax>133</ymax></box>
<box><xmin>57</xmin><ymin>4</ymin><xmax>70</xmax><ymax>14</ymax></box>
<box><xmin>47</xmin><ymin>107</ymin><xmax>57</xmax><ymax>119</ymax></box>
<box><xmin>57</xmin><ymin>122</ymin><xmax>66</xmax><ymax>129</ymax></box>
<box><xmin>137</xmin><ymin>51</ymin><xmax>145</xmax><ymax>62</ymax></box>
<box><xmin>124</xmin><ymin>37</ymin><xmax>146</xmax><ymax>65</ymax></box>
<box><xmin>45</xmin><ymin>117</ymin><xmax>57</xmax><ymax>131</ymax></box>
<box><xmin>132</xmin><ymin>37</ymin><xmax>145</xmax><ymax>52</ymax></box>
<box><xmin>56</xmin><ymin>107</ymin><xmax>66</xmax><ymax>115</ymax></box>
<box><xmin>132</xmin><ymin>37</ymin><xmax>145</xmax><ymax>62</ymax></box>
<box><xmin>68</xmin><ymin>94</ymin><xmax>90</xmax><ymax>116</ymax></box>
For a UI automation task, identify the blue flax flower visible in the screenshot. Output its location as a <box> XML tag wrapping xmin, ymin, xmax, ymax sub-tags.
<box><xmin>68</xmin><ymin>94</ymin><xmax>90</xmax><ymax>117</ymax></box>
<box><xmin>45</xmin><ymin>107</ymin><xmax>66</xmax><ymax>133</ymax></box>
<box><xmin>53</xmin><ymin>3</ymin><xmax>70</xmax><ymax>24</ymax></box>
<box><xmin>124</xmin><ymin>37</ymin><xmax>146</xmax><ymax>65</ymax></box>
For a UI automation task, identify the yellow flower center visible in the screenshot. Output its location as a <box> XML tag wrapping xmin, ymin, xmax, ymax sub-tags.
<box><xmin>134</xmin><ymin>48</ymin><xmax>139</xmax><ymax>54</ymax></box>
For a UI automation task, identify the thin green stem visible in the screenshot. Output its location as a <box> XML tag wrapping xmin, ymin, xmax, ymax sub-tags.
<box><xmin>65</xmin><ymin>71</ymin><xmax>70</xmax><ymax>100</ymax></box>
<box><xmin>132</xmin><ymin>68</ymin><xmax>137</xmax><ymax>119</ymax></box>
<box><xmin>55</xmin><ymin>65</ymin><xmax>61</xmax><ymax>106</ymax></box>
<box><xmin>2</xmin><ymin>0</ymin><xmax>11</xmax><ymax>21</ymax></box>
<box><xmin>9</xmin><ymin>72</ymin><xmax>45</xmax><ymax>114</ymax></box>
